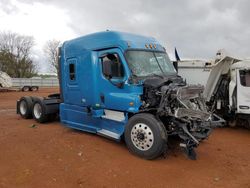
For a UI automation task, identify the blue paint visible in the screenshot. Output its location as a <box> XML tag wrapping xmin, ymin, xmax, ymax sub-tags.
<box><xmin>60</xmin><ymin>103</ymin><xmax>126</xmax><ymax>138</ymax></box>
<box><xmin>59</xmin><ymin>31</ymin><xmax>165</xmax><ymax>140</ymax></box>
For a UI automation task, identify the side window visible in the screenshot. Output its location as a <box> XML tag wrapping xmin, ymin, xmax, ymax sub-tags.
<box><xmin>101</xmin><ymin>53</ymin><xmax>124</xmax><ymax>78</ymax></box>
<box><xmin>240</xmin><ymin>70</ymin><xmax>250</xmax><ymax>87</ymax></box>
<box><xmin>69</xmin><ymin>63</ymin><xmax>75</xmax><ymax>81</ymax></box>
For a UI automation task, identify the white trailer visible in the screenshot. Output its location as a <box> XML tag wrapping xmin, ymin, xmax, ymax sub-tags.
<box><xmin>178</xmin><ymin>60</ymin><xmax>212</xmax><ymax>86</ymax></box>
<box><xmin>0</xmin><ymin>71</ymin><xmax>39</xmax><ymax>92</ymax></box>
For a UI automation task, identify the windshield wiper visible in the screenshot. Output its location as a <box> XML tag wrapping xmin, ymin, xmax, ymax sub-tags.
<box><xmin>148</xmin><ymin>73</ymin><xmax>164</xmax><ymax>79</ymax></box>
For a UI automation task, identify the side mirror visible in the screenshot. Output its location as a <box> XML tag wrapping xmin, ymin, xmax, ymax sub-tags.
<box><xmin>102</xmin><ymin>60</ymin><xmax>112</xmax><ymax>78</ymax></box>
<box><xmin>173</xmin><ymin>61</ymin><xmax>178</xmax><ymax>72</ymax></box>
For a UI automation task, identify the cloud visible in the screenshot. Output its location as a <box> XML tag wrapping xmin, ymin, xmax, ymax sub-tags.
<box><xmin>0</xmin><ymin>0</ymin><xmax>76</xmax><ymax>72</ymax></box>
<box><xmin>1</xmin><ymin>0</ymin><xmax>250</xmax><ymax>72</ymax></box>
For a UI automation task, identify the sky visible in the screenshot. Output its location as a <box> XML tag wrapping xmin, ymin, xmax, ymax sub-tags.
<box><xmin>0</xmin><ymin>0</ymin><xmax>250</xmax><ymax>73</ymax></box>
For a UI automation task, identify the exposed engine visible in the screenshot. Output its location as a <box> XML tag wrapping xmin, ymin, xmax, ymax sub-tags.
<box><xmin>140</xmin><ymin>76</ymin><xmax>220</xmax><ymax>159</ymax></box>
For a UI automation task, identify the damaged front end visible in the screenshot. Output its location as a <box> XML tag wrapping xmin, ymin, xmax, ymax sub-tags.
<box><xmin>141</xmin><ymin>77</ymin><xmax>224</xmax><ymax>159</ymax></box>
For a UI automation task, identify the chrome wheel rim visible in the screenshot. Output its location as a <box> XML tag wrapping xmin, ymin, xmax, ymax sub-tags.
<box><xmin>20</xmin><ymin>100</ymin><xmax>27</xmax><ymax>115</ymax></box>
<box><xmin>24</xmin><ymin>87</ymin><xmax>29</xmax><ymax>91</ymax></box>
<box><xmin>32</xmin><ymin>87</ymin><xmax>37</xmax><ymax>91</ymax></box>
<box><xmin>131</xmin><ymin>123</ymin><xmax>154</xmax><ymax>151</ymax></box>
<box><xmin>33</xmin><ymin>103</ymin><xmax>42</xmax><ymax>119</ymax></box>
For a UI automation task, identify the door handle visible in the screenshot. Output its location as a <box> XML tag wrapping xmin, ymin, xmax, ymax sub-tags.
<box><xmin>100</xmin><ymin>94</ymin><xmax>105</xmax><ymax>103</ymax></box>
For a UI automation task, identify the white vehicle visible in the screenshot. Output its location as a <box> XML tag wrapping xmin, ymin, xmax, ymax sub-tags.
<box><xmin>0</xmin><ymin>71</ymin><xmax>13</xmax><ymax>88</ymax></box>
<box><xmin>177</xmin><ymin>50</ymin><xmax>250</xmax><ymax>128</ymax></box>
<box><xmin>178</xmin><ymin>60</ymin><xmax>212</xmax><ymax>86</ymax></box>
<box><xmin>0</xmin><ymin>71</ymin><xmax>39</xmax><ymax>92</ymax></box>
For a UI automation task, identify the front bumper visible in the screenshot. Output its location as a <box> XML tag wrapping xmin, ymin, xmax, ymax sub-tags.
<box><xmin>176</xmin><ymin>113</ymin><xmax>225</xmax><ymax>160</ymax></box>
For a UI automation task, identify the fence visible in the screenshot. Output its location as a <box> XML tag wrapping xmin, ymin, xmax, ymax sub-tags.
<box><xmin>12</xmin><ymin>78</ymin><xmax>59</xmax><ymax>87</ymax></box>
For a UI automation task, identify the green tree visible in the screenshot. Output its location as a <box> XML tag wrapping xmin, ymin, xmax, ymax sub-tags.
<box><xmin>0</xmin><ymin>31</ymin><xmax>37</xmax><ymax>78</ymax></box>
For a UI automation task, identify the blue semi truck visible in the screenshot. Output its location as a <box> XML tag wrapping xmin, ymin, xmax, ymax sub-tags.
<box><xmin>17</xmin><ymin>31</ymin><xmax>222</xmax><ymax>160</ymax></box>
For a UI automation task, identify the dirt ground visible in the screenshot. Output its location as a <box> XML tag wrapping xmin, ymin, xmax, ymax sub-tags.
<box><xmin>0</xmin><ymin>88</ymin><xmax>250</xmax><ymax>188</ymax></box>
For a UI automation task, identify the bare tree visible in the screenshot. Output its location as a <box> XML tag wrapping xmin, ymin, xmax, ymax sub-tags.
<box><xmin>43</xmin><ymin>39</ymin><xmax>61</xmax><ymax>76</ymax></box>
<box><xmin>0</xmin><ymin>31</ymin><xmax>37</xmax><ymax>78</ymax></box>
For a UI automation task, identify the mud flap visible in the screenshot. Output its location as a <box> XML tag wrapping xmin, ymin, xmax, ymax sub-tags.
<box><xmin>180</xmin><ymin>142</ymin><xmax>197</xmax><ymax>160</ymax></box>
<box><xmin>185</xmin><ymin>148</ymin><xmax>197</xmax><ymax>160</ymax></box>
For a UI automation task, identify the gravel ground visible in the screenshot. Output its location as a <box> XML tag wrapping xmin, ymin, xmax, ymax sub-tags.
<box><xmin>0</xmin><ymin>88</ymin><xmax>249</xmax><ymax>188</ymax></box>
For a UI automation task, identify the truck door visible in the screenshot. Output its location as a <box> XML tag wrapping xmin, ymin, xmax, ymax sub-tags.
<box><xmin>64</xmin><ymin>57</ymin><xmax>82</xmax><ymax>105</ymax></box>
<box><xmin>237</xmin><ymin>69</ymin><xmax>250</xmax><ymax>114</ymax></box>
<box><xmin>96</xmin><ymin>48</ymin><xmax>135</xmax><ymax>112</ymax></box>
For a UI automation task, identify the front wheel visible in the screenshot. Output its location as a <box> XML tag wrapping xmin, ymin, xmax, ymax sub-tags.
<box><xmin>125</xmin><ymin>113</ymin><xmax>168</xmax><ymax>160</ymax></box>
<box><xmin>228</xmin><ymin>120</ymin><xmax>237</xmax><ymax>127</ymax></box>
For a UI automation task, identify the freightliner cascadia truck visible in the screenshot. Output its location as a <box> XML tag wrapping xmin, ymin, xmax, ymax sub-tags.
<box><xmin>16</xmin><ymin>31</ymin><xmax>223</xmax><ymax>160</ymax></box>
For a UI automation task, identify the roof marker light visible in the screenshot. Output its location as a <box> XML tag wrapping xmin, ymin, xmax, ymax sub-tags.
<box><xmin>127</xmin><ymin>41</ymin><xmax>131</xmax><ymax>48</ymax></box>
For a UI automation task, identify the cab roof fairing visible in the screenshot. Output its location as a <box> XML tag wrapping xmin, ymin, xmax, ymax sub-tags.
<box><xmin>61</xmin><ymin>31</ymin><xmax>165</xmax><ymax>58</ymax></box>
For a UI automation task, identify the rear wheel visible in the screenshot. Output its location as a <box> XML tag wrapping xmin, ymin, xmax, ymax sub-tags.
<box><xmin>32</xmin><ymin>99</ymin><xmax>49</xmax><ymax>123</ymax></box>
<box><xmin>22</xmin><ymin>86</ymin><xmax>30</xmax><ymax>92</ymax></box>
<box><xmin>19</xmin><ymin>96</ymin><xmax>33</xmax><ymax>119</ymax></box>
<box><xmin>228</xmin><ymin>120</ymin><xmax>237</xmax><ymax>127</ymax></box>
<box><xmin>30</xmin><ymin>86</ymin><xmax>38</xmax><ymax>91</ymax></box>
<box><xmin>125</xmin><ymin>113</ymin><xmax>168</xmax><ymax>160</ymax></box>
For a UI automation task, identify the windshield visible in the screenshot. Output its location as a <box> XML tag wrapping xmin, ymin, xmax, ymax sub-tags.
<box><xmin>125</xmin><ymin>50</ymin><xmax>176</xmax><ymax>77</ymax></box>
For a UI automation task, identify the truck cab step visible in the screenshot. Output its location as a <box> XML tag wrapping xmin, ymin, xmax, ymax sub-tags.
<box><xmin>97</xmin><ymin>129</ymin><xmax>120</xmax><ymax>140</ymax></box>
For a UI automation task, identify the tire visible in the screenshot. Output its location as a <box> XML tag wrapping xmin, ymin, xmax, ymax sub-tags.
<box><xmin>30</xmin><ymin>96</ymin><xmax>40</xmax><ymax>102</ymax></box>
<box><xmin>228</xmin><ymin>120</ymin><xmax>237</xmax><ymax>127</ymax></box>
<box><xmin>30</xmin><ymin>86</ymin><xmax>38</xmax><ymax>91</ymax></box>
<box><xmin>19</xmin><ymin>96</ymin><xmax>33</xmax><ymax>119</ymax></box>
<box><xmin>22</xmin><ymin>86</ymin><xmax>30</xmax><ymax>92</ymax></box>
<box><xmin>32</xmin><ymin>99</ymin><xmax>49</xmax><ymax>123</ymax></box>
<box><xmin>125</xmin><ymin>113</ymin><xmax>168</xmax><ymax>160</ymax></box>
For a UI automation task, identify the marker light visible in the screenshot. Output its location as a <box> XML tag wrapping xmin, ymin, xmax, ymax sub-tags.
<box><xmin>127</xmin><ymin>41</ymin><xmax>131</xmax><ymax>48</ymax></box>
